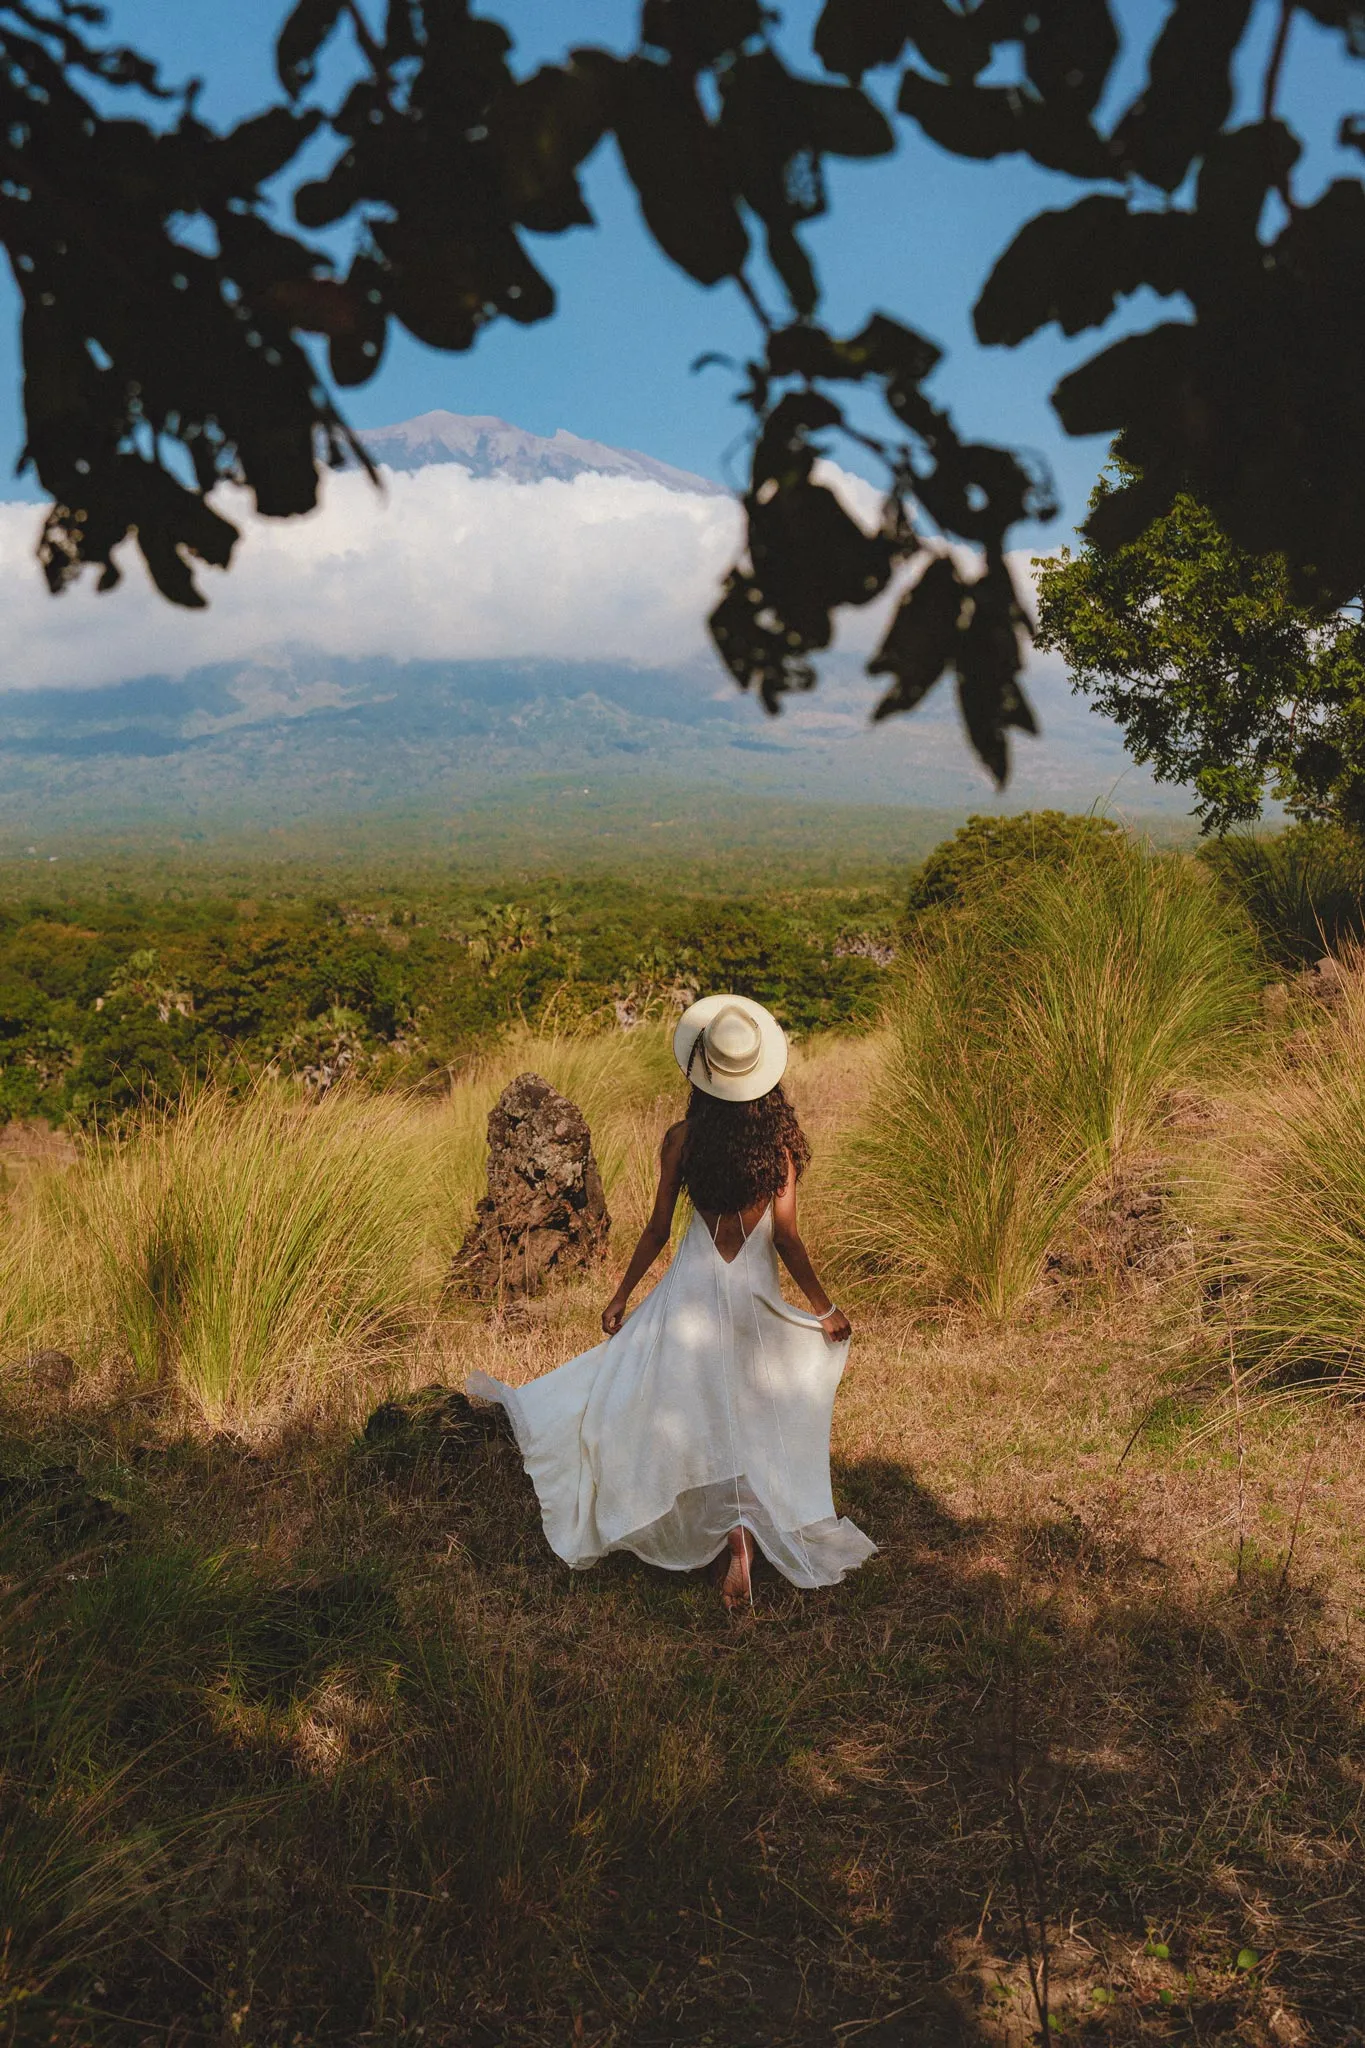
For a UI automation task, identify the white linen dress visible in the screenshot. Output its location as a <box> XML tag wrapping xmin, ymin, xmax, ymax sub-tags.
<box><xmin>467</xmin><ymin>1201</ymin><xmax>875</xmax><ymax>1587</ymax></box>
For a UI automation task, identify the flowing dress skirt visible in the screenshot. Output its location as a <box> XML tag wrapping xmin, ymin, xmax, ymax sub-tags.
<box><xmin>467</xmin><ymin>1204</ymin><xmax>875</xmax><ymax>1588</ymax></box>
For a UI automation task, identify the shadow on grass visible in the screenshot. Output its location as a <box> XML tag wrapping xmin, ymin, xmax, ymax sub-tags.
<box><xmin>0</xmin><ymin>1405</ymin><xmax>1362</xmax><ymax>2047</ymax></box>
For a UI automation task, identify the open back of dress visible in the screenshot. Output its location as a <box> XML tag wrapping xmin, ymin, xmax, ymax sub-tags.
<box><xmin>468</xmin><ymin>1202</ymin><xmax>875</xmax><ymax>1588</ymax></box>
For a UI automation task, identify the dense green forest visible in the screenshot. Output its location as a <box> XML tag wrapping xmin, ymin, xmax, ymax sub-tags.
<box><xmin>4</xmin><ymin>805</ymin><xmax>1340</xmax><ymax>1129</ymax></box>
<box><xmin>0</xmin><ymin>868</ymin><xmax>899</xmax><ymax>1125</ymax></box>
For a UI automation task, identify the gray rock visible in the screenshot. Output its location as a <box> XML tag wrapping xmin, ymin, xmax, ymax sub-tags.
<box><xmin>1302</xmin><ymin>953</ymin><xmax>1346</xmax><ymax>1001</ymax></box>
<box><xmin>449</xmin><ymin>1073</ymin><xmax>610</xmax><ymax>1300</ymax></box>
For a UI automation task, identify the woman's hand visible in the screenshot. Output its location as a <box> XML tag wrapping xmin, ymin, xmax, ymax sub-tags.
<box><xmin>819</xmin><ymin>1307</ymin><xmax>851</xmax><ymax>1343</ymax></box>
<box><xmin>602</xmin><ymin>1295</ymin><xmax>628</xmax><ymax>1337</ymax></box>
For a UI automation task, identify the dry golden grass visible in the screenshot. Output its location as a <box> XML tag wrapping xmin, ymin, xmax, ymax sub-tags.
<box><xmin>1</xmin><ymin>1026</ymin><xmax>1364</xmax><ymax>2043</ymax></box>
<box><xmin>0</xmin><ymin>1027</ymin><xmax>678</xmax><ymax>1429</ymax></box>
<box><xmin>1191</xmin><ymin>947</ymin><xmax>1365</xmax><ymax>1394</ymax></box>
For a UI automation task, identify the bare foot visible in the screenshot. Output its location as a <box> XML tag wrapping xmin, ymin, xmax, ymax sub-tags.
<box><xmin>720</xmin><ymin>1527</ymin><xmax>755</xmax><ymax>1612</ymax></box>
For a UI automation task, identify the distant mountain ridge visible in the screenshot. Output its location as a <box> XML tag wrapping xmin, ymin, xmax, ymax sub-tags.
<box><xmin>0</xmin><ymin>648</ymin><xmax>1195</xmax><ymax>835</ymax></box>
<box><xmin>358</xmin><ymin>410</ymin><xmax>727</xmax><ymax>496</ymax></box>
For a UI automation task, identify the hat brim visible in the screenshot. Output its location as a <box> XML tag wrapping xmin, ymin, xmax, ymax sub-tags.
<box><xmin>672</xmin><ymin>993</ymin><xmax>788</xmax><ymax>1102</ymax></box>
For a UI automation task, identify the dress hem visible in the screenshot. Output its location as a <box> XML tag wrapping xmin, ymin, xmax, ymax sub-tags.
<box><xmin>468</xmin><ymin>1369</ymin><xmax>876</xmax><ymax>1590</ymax></box>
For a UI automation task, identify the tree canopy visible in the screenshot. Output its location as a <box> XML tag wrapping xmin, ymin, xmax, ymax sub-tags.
<box><xmin>6</xmin><ymin>0</ymin><xmax>1365</xmax><ymax>783</ymax></box>
<box><xmin>1035</xmin><ymin>459</ymin><xmax>1365</xmax><ymax>832</ymax></box>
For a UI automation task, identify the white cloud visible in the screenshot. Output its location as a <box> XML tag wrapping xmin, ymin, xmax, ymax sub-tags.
<box><xmin>0</xmin><ymin>458</ymin><xmax>1049</xmax><ymax>693</ymax></box>
<box><xmin>0</xmin><ymin>465</ymin><xmax>747</xmax><ymax>692</ymax></box>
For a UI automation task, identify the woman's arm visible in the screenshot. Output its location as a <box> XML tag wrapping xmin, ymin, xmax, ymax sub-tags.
<box><xmin>771</xmin><ymin>1156</ymin><xmax>852</xmax><ymax>1343</ymax></box>
<box><xmin>601</xmin><ymin>1122</ymin><xmax>686</xmax><ymax>1335</ymax></box>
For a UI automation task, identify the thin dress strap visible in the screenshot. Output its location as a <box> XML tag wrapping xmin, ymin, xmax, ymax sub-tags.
<box><xmin>705</xmin><ymin>1207</ymin><xmax>754</xmax><ymax>1252</ymax></box>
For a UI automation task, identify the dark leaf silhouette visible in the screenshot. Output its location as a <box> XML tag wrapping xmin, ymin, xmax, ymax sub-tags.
<box><xmin>1111</xmin><ymin>0</ymin><xmax>1253</xmax><ymax>191</ymax></box>
<box><xmin>214</xmin><ymin>106</ymin><xmax>324</xmax><ymax>191</ymax></box>
<box><xmin>641</xmin><ymin>0</ymin><xmax>765</xmax><ymax>67</ymax></box>
<box><xmin>814</xmin><ymin>0</ymin><xmax>914</xmax><ymax>79</ymax></box>
<box><xmin>1051</xmin><ymin>325</ymin><xmax>1195</xmax><ymax>442</ymax></box>
<box><xmin>491</xmin><ymin>65</ymin><xmax>607</xmax><ymax>233</ymax></box>
<box><xmin>276</xmin><ymin>0</ymin><xmax>345</xmax><ymax>97</ymax></box>
<box><xmin>1022</xmin><ymin>0</ymin><xmax>1117</xmax><ymax>111</ymax></box>
<box><xmin>896</xmin><ymin>72</ymin><xmax>1024</xmax><ymax>157</ymax></box>
<box><xmin>709</xmin><ymin>568</ymin><xmax>820</xmax><ymax>712</ymax></box>
<box><xmin>974</xmin><ymin>197</ymin><xmax>1191</xmax><ymax>346</ymax></box>
<box><xmin>611</xmin><ymin>55</ymin><xmax>749</xmax><ymax>285</ymax></box>
<box><xmin>899</xmin><ymin>69</ymin><xmax>1113</xmax><ymax>177</ymax></box>
<box><xmin>956</xmin><ymin>557</ymin><xmax>1036</xmax><ymax>784</ymax></box>
<box><xmin>802</xmin><ymin>77</ymin><xmax>896</xmax><ymax>158</ymax></box>
<box><xmin>1195</xmin><ymin>120</ymin><xmax>1301</xmax><ymax>248</ymax></box>
<box><xmin>869</xmin><ymin>554</ymin><xmax>963</xmax><ymax>720</ymax></box>
<box><xmin>903</xmin><ymin>0</ymin><xmax>1002</xmax><ymax>83</ymax></box>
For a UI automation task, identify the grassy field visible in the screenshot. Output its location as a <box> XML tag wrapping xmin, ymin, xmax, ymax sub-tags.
<box><xmin>2</xmin><ymin>839</ymin><xmax>1364</xmax><ymax>2045</ymax></box>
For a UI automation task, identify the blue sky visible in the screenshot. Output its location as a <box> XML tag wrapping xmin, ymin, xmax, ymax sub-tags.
<box><xmin>0</xmin><ymin>0</ymin><xmax>1357</xmax><ymax>545</ymax></box>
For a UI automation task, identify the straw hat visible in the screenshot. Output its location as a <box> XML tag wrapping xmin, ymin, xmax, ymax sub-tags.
<box><xmin>672</xmin><ymin>993</ymin><xmax>788</xmax><ymax>1102</ymax></box>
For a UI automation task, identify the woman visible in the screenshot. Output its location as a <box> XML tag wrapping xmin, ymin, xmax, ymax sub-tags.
<box><xmin>468</xmin><ymin>994</ymin><xmax>875</xmax><ymax>1610</ymax></box>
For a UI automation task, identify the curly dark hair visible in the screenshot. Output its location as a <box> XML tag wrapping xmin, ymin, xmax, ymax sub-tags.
<box><xmin>680</xmin><ymin>1082</ymin><xmax>811</xmax><ymax>1215</ymax></box>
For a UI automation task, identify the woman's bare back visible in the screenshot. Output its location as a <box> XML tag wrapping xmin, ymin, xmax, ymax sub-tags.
<box><xmin>601</xmin><ymin>1118</ymin><xmax>847</xmax><ymax>1345</ymax></box>
<box><xmin>695</xmin><ymin>1198</ymin><xmax>773</xmax><ymax>1265</ymax></box>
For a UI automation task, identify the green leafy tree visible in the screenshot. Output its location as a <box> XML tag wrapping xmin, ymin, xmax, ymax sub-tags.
<box><xmin>463</xmin><ymin>901</ymin><xmax>560</xmax><ymax>970</ymax></box>
<box><xmin>8</xmin><ymin>1</ymin><xmax>1365</xmax><ymax>783</ymax></box>
<box><xmin>100</xmin><ymin>947</ymin><xmax>194</xmax><ymax>1021</ymax></box>
<box><xmin>1035</xmin><ymin>462</ymin><xmax>1365</xmax><ymax>832</ymax></box>
<box><xmin>67</xmin><ymin>1007</ymin><xmax>200</xmax><ymax>1120</ymax></box>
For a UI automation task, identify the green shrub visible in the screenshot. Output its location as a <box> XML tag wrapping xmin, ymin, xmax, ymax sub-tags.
<box><xmin>1199</xmin><ymin>823</ymin><xmax>1365</xmax><ymax>968</ymax></box>
<box><xmin>904</xmin><ymin>810</ymin><xmax>1123</xmax><ymax>922</ymax></box>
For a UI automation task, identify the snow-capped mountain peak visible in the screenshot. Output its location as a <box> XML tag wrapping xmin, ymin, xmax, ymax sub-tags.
<box><xmin>358</xmin><ymin>410</ymin><xmax>727</xmax><ymax>497</ymax></box>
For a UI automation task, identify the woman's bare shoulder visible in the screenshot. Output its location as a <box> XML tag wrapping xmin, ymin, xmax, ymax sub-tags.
<box><xmin>661</xmin><ymin>1119</ymin><xmax>688</xmax><ymax>1156</ymax></box>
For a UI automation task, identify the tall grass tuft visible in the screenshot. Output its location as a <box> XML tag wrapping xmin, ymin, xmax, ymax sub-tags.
<box><xmin>839</xmin><ymin>846</ymin><xmax>1256</xmax><ymax>1316</ymax></box>
<box><xmin>0</xmin><ymin>1026</ymin><xmax>680</xmax><ymax>1420</ymax></box>
<box><xmin>1218</xmin><ymin>950</ymin><xmax>1365</xmax><ymax>1383</ymax></box>
<box><xmin>834</xmin><ymin>923</ymin><xmax>1090</xmax><ymax>1316</ymax></box>
<box><xmin>6</xmin><ymin>1086</ymin><xmax>438</xmax><ymax>1417</ymax></box>
<box><xmin>1002</xmin><ymin>851</ymin><xmax>1256</xmax><ymax>1169</ymax></box>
